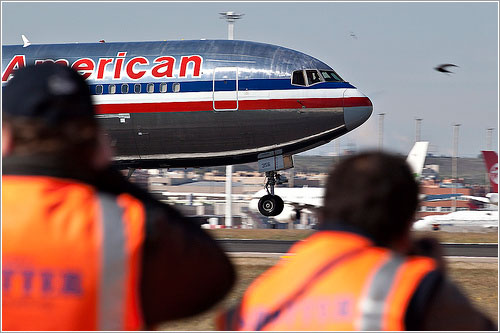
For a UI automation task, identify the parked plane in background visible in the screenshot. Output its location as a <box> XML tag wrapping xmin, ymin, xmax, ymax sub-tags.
<box><xmin>2</xmin><ymin>38</ymin><xmax>372</xmax><ymax>217</ymax></box>
<box><xmin>461</xmin><ymin>151</ymin><xmax>498</xmax><ymax>205</ymax></box>
<box><xmin>249</xmin><ymin>141</ymin><xmax>430</xmax><ymax>223</ymax></box>
<box><xmin>412</xmin><ymin>210</ymin><xmax>498</xmax><ymax>232</ymax></box>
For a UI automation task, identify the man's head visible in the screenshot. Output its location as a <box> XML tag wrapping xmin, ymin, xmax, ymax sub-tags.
<box><xmin>2</xmin><ymin>63</ymin><xmax>110</xmax><ymax>169</ymax></box>
<box><xmin>320</xmin><ymin>152</ymin><xmax>419</xmax><ymax>248</ymax></box>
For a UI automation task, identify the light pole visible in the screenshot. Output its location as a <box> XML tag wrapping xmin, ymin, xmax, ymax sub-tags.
<box><xmin>378</xmin><ymin>113</ymin><xmax>386</xmax><ymax>150</ymax></box>
<box><xmin>415</xmin><ymin>118</ymin><xmax>423</xmax><ymax>142</ymax></box>
<box><xmin>219</xmin><ymin>12</ymin><xmax>244</xmax><ymax>40</ymax></box>
<box><xmin>487</xmin><ymin>128</ymin><xmax>494</xmax><ymax>150</ymax></box>
<box><xmin>220</xmin><ymin>11</ymin><xmax>243</xmax><ymax>228</ymax></box>
<box><xmin>485</xmin><ymin>128</ymin><xmax>494</xmax><ymax>187</ymax></box>
<box><xmin>452</xmin><ymin>124</ymin><xmax>461</xmax><ymax>211</ymax></box>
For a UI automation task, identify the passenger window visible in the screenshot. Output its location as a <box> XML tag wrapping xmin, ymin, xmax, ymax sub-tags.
<box><xmin>95</xmin><ymin>85</ymin><xmax>103</xmax><ymax>95</ymax></box>
<box><xmin>147</xmin><ymin>83</ymin><xmax>155</xmax><ymax>93</ymax></box>
<box><xmin>306</xmin><ymin>70</ymin><xmax>322</xmax><ymax>85</ymax></box>
<box><xmin>121</xmin><ymin>84</ymin><xmax>129</xmax><ymax>94</ymax></box>
<box><xmin>160</xmin><ymin>83</ymin><xmax>167</xmax><ymax>93</ymax></box>
<box><xmin>109</xmin><ymin>84</ymin><xmax>116</xmax><ymax>94</ymax></box>
<box><xmin>173</xmin><ymin>82</ymin><xmax>180</xmax><ymax>93</ymax></box>
<box><xmin>292</xmin><ymin>70</ymin><xmax>306</xmax><ymax>86</ymax></box>
<box><xmin>134</xmin><ymin>84</ymin><xmax>141</xmax><ymax>93</ymax></box>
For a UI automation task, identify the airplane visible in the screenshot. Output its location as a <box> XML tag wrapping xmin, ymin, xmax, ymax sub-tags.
<box><xmin>412</xmin><ymin>210</ymin><xmax>498</xmax><ymax>232</ymax></box>
<box><xmin>249</xmin><ymin>141</ymin><xmax>430</xmax><ymax>223</ymax></box>
<box><xmin>2</xmin><ymin>38</ymin><xmax>373</xmax><ymax>216</ymax></box>
<box><xmin>460</xmin><ymin>151</ymin><xmax>498</xmax><ymax>205</ymax></box>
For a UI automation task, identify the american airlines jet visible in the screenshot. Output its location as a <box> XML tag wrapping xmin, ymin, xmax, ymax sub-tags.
<box><xmin>2</xmin><ymin>38</ymin><xmax>373</xmax><ymax>216</ymax></box>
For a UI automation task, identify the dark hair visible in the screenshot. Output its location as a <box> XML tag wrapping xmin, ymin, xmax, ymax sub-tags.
<box><xmin>320</xmin><ymin>152</ymin><xmax>419</xmax><ymax>246</ymax></box>
<box><xmin>2</xmin><ymin>63</ymin><xmax>102</xmax><ymax>167</ymax></box>
<box><xmin>3</xmin><ymin>115</ymin><xmax>99</xmax><ymax>160</ymax></box>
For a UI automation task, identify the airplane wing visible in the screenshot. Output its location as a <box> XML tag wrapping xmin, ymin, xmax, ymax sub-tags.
<box><xmin>460</xmin><ymin>194</ymin><xmax>498</xmax><ymax>205</ymax></box>
<box><xmin>275</xmin><ymin>187</ymin><xmax>324</xmax><ymax>208</ymax></box>
<box><xmin>159</xmin><ymin>191</ymin><xmax>251</xmax><ymax>202</ymax></box>
<box><xmin>280</xmin><ymin>199</ymin><xmax>321</xmax><ymax>210</ymax></box>
<box><xmin>460</xmin><ymin>195</ymin><xmax>491</xmax><ymax>204</ymax></box>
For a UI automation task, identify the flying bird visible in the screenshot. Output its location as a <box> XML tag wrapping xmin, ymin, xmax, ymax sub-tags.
<box><xmin>434</xmin><ymin>63</ymin><xmax>459</xmax><ymax>74</ymax></box>
<box><xmin>349</xmin><ymin>31</ymin><xmax>358</xmax><ymax>39</ymax></box>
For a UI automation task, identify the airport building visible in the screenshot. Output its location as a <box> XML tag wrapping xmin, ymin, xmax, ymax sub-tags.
<box><xmin>417</xmin><ymin>179</ymin><xmax>482</xmax><ymax>218</ymax></box>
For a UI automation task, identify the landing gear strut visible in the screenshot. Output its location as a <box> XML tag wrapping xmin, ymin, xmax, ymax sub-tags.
<box><xmin>258</xmin><ymin>171</ymin><xmax>286</xmax><ymax>216</ymax></box>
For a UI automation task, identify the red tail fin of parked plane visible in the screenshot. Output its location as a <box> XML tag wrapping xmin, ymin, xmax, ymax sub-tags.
<box><xmin>481</xmin><ymin>151</ymin><xmax>498</xmax><ymax>193</ymax></box>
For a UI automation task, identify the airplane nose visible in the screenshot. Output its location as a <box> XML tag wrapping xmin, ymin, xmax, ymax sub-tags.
<box><xmin>343</xmin><ymin>89</ymin><xmax>373</xmax><ymax>131</ymax></box>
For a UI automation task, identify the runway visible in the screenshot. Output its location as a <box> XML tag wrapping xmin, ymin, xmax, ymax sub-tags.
<box><xmin>216</xmin><ymin>239</ymin><xmax>498</xmax><ymax>257</ymax></box>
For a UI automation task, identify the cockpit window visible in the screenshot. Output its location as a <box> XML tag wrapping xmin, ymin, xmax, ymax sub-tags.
<box><xmin>292</xmin><ymin>69</ymin><xmax>342</xmax><ymax>86</ymax></box>
<box><xmin>292</xmin><ymin>70</ymin><xmax>306</xmax><ymax>86</ymax></box>
<box><xmin>306</xmin><ymin>70</ymin><xmax>322</xmax><ymax>85</ymax></box>
<box><xmin>320</xmin><ymin>70</ymin><xmax>343</xmax><ymax>82</ymax></box>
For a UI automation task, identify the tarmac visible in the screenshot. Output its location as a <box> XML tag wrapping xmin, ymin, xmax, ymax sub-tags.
<box><xmin>227</xmin><ymin>252</ymin><xmax>498</xmax><ymax>269</ymax></box>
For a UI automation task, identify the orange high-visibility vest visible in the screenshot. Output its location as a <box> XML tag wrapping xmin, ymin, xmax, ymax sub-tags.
<box><xmin>218</xmin><ymin>231</ymin><xmax>437</xmax><ymax>331</ymax></box>
<box><xmin>2</xmin><ymin>175</ymin><xmax>146</xmax><ymax>331</ymax></box>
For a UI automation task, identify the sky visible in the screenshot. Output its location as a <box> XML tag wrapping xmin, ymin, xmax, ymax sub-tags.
<box><xmin>1</xmin><ymin>1</ymin><xmax>498</xmax><ymax>157</ymax></box>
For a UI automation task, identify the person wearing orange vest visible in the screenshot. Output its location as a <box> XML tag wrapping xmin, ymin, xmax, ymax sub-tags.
<box><xmin>2</xmin><ymin>63</ymin><xmax>235</xmax><ymax>331</ymax></box>
<box><xmin>216</xmin><ymin>152</ymin><xmax>495</xmax><ymax>331</ymax></box>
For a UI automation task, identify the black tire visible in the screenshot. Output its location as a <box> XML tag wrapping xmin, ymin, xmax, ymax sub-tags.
<box><xmin>258</xmin><ymin>194</ymin><xmax>284</xmax><ymax>216</ymax></box>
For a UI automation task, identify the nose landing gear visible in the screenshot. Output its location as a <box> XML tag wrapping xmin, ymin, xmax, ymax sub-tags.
<box><xmin>258</xmin><ymin>195</ymin><xmax>284</xmax><ymax>216</ymax></box>
<box><xmin>258</xmin><ymin>171</ymin><xmax>287</xmax><ymax>216</ymax></box>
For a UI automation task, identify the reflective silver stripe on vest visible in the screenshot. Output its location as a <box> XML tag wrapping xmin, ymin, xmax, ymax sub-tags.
<box><xmin>97</xmin><ymin>193</ymin><xmax>126</xmax><ymax>331</ymax></box>
<box><xmin>357</xmin><ymin>254</ymin><xmax>404</xmax><ymax>331</ymax></box>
